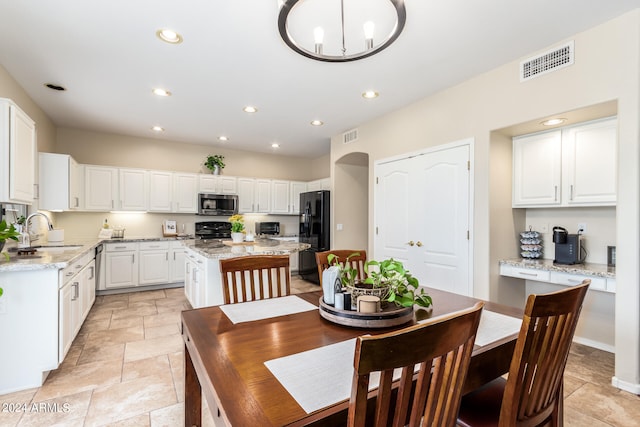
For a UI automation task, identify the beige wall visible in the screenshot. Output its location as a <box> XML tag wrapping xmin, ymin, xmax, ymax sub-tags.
<box><xmin>333</xmin><ymin>153</ymin><xmax>368</xmax><ymax>251</ymax></box>
<box><xmin>330</xmin><ymin>11</ymin><xmax>640</xmax><ymax>390</ymax></box>
<box><xmin>55</xmin><ymin>128</ymin><xmax>326</xmax><ymax>181</ymax></box>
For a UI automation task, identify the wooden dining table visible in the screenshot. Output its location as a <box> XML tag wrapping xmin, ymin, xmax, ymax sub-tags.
<box><xmin>181</xmin><ymin>289</ymin><xmax>523</xmax><ymax>427</ymax></box>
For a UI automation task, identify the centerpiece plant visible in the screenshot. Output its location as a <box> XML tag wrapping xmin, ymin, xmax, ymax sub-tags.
<box><xmin>363</xmin><ymin>258</ymin><xmax>433</xmax><ymax>308</ymax></box>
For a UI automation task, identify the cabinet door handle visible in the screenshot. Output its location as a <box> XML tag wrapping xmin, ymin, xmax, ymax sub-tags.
<box><xmin>114</xmin><ymin>246</ymin><xmax>127</xmax><ymax>249</ymax></box>
<box><xmin>416</xmin><ymin>241</ymin><xmax>423</xmax><ymax>247</ymax></box>
<box><xmin>570</xmin><ymin>184</ymin><xmax>574</xmax><ymax>201</ymax></box>
<box><xmin>554</xmin><ymin>186</ymin><xmax>558</xmax><ymax>201</ymax></box>
<box><xmin>518</xmin><ymin>272</ymin><xmax>538</xmax><ymax>277</ymax></box>
<box><xmin>111</xmin><ymin>200</ymin><xmax>114</xmax><ymax>208</ymax></box>
<box><xmin>173</xmin><ymin>252</ymin><xmax>176</xmax><ymax>261</ymax></box>
<box><xmin>89</xmin><ymin>266</ymin><xmax>95</xmax><ymax>280</ymax></box>
<box><xmin>132</xmin><ymin>254</ymin><xmax>135</xmax><ymax>264</ymax></box>
<box><xmin>74</xmin><ymin>197</ymin><xmax>79</xmax><ymax>207</ymax></box>
<box><xmin>166</xmin><ymin>253</ymin><xmax>168</xmax><ymax>261</ymax></box>
<box><xmin>407</xmin><ymin>241</ymin><xmax>415</xmax><ymax>246</ymax></box>
<box><xmin>186</xmin><ymin>263</ymin><xmax>191</xmax><ymax>273</ymax></box>
<box><xmin>72</xmin><ymin>282</ymin><xmax>79</xmax><ymax>300</ymax></box>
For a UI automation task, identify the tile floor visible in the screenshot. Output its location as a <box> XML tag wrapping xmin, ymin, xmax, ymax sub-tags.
<box><xmin>0</xmin><ymin>278</ymin><xmax>638</xmax><ymax>426</ymax></box>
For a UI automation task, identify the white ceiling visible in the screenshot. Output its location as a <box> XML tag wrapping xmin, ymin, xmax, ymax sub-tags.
<box><xmin>0</xmin><ymin>1</ymin><xmax>637</xmax><ymax>158</ymax></box>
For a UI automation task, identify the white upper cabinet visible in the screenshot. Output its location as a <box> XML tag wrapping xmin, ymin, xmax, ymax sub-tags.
<box><xmin>237</xmin><ymin>178</ymin><xmax>256</xmax><ymax>213</ymax></box>
<box><xmin>39</xmin><ymin>153</ymin><xmax>83</xmax><ymax>211</ymax></box>
<box><xmin>149</xmin><ymin>170</ymin><xmax>172</xmax><ymax>212</ymax></box>
<box><xmin>118</xmin><ymin>168</ymin><xmax>148</xmax><ymax>211</ymax></box>
<box><xmin>255</xmin><ymin>179</ymin><xmax>271</xmax><ymax>213</ymax></box>
<box><xmin>563</xmin><ymin>118</ymin><xmax>617</xmax><ymax>206</ymax></box>
<box><xmin>512</xmin><ymin>130</ymin><xmax>562</xmax><ymax>206</ymax></box>
<box><xmin>270</xmin><ymin>180</ymin><xmax>291</xmax><ymax>214</ymax></box>
<box><xmin>84</xmin><ymin>165</ymin><xmax>118</xmax><ymax>211</ymax></box>
<box><xmin>198</xmin><ymin>174</ymin><xmax>237</xmax><ymax>194</ymax></box>
<box><xmin>307</xmin><ymin>178</ymin><xmax>330</xmax><ymax>192</ymax></box>
<box><xmin>173</xmin><ymin>173</ymin><xmax>198</xmax><ymax>213</ymax></box>
<box><xmin>290</xmin><ymin>181</ymin><xmax>307</xmax><ymax>214</ymax></box>
<box><xmin>512</xmin><ymin>117</ymin><xmax>617</xmax><ymax>208</ymax></box>
<box><xmin>0</xmin><ymin>98</ymin><xmax>36</xmax><ymax>204</ymax></box>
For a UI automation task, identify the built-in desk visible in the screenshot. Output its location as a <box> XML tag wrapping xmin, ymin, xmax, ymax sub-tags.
<box><xmin>500</xmin><ymin>258</ymin><xmax>616</xmax><ymax>293</ymax></box>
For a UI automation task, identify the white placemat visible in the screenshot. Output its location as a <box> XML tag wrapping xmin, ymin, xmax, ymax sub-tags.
<box><xmin>264</xmin><ymin>339</ymin><xmax>357</xmax><ymax>414</ymax></box>
<box><xmin>474</xmin><ymin>310</ymin><xmax>522</xmax><ymax>347</ymax></box>
<box><xmin>219</xmin><ymin>295</ymin><xmax>317</xmax><ymax>324</ymax></box>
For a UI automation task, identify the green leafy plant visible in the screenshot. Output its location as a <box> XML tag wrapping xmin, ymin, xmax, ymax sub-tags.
<box><xmin>205</xmin><ymin>154</ymin><xmax>225</xmax><ymax>171</ymax></box>
<box><xmin>228</xmin><ymin>214</ymin><xmax>245</xmax><ymax>233</ymax></box>
<box><xmin>364</xmin><ymin>258</ymin><xmax>432</xmax><ymax>308</ymax></box>
<box><xmin>327</xmin><ymin>252</ymin><xmax>361</xmax><ymax>288</ymax></box>
<box><xmin>0</xmin><ymin>219</ymin><xmax>20</xmax><ymax>261</ymax></box>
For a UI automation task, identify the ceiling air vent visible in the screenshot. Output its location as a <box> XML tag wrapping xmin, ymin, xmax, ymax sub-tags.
<box><xmin>520</xmin><ymin>41</ymin><xmax>574</xmax><ymax>82</ymax></box>
<box><xmin>343</xmin><ymin>128</ymin><xmax>358</xmax><ymax>144</ymax></box>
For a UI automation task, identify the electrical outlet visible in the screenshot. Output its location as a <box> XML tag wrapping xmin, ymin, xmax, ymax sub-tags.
<box><xmin>336</xmin><ymin>223</ymin><xmax>343</xmax><ymax>231</ymax></box>
<box><xmin>577</xmin><ymin>222</ymin><xmax>587</xmax><ymax>234</ymax></box>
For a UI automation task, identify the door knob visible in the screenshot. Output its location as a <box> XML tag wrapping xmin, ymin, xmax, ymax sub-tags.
<box><xmin>408</xmin><ymin>241</ymin><xmax>414</xmax><ymax>246</ymax></box>
<box><xmin>416</xmin><ymin>241</ymin><xmax>423</xmax><ymax>247</ymax></box>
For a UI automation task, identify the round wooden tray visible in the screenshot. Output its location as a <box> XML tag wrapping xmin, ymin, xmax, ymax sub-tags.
<box><xmin>318</xmin><ymin>297</ymin><xmax>414</xmax><ymax>328</ymax></box>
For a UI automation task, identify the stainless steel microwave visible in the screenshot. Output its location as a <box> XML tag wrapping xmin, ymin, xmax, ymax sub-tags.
<box><xmin>197</xmin><ymin>193</ymin><xmax>238</xmax><ymax>216</ymax></box>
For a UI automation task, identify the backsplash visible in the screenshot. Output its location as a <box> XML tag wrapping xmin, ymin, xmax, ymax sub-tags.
<box><xmin>524</xmin><ymin>206</ymin><xmax>616</xmax><ymax>264</ymax></box>
<box><xmin>51</xmin><ymin>212</ymin><xmax>300</xmax><ymax>240</ymax></box>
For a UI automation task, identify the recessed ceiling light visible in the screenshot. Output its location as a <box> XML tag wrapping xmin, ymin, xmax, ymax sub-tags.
<box><xmin>218</xmin><ymin>136</ymin><xmax>229</xmax><ymax>142</ymax></box>
<box><xmin>271</xmin><ymin>143</ymin><xmax>280</xmax><ymax>148</ymax></box>
<box><xmin>243</xmin><ymin>106</ymin><xmax>258</xmax><ymax>113</ymax></box>
<box><xmin>44</xmin><ymin>83</ymin><xmax>66</xmax><ymax>91</ymax></box>
<box><xmin>310</xmin><ymin>120</ymin><xmax>324</xmax><ymax>126</ymax></box>
<box><xmin>153</xmin><ymin>88</ymin><xmax>172</xmax><ymax>97</ymax></box>
<box><xmin>362</xmin><ymin>90</ymin><xmax>379</xmax><ymax>99</ymax></box>
<box><xmin>156</xmin><ymin>28</ymin><xmax>183</xmax><ymax>44</ymax></box>
<box><xmin>151</xmin><ymin>126</ymin><xmax>164</xmax><ymax>132</ymax></box>
<box><xmin>541</xmin><ymin>118</ymin><xmax>567</xmax><ymax>126</ymax></box>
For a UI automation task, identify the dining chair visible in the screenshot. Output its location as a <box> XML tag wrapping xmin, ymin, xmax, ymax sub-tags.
<box><xmin>219</xmin><ymin>255</ymin><xmax>291</xmax><ymax>304</ymax></box>
<box><xmin>457</xmin><ymin>279</ymin><xmax>590</xmax><ymax>427</ymax></box>
<box><xmin>348</xmin><ymin>301</ymin><xmax>484</xmax><ymax>427</ymax></box>
<box><xmin>316</xmin><ymin>250</ymin><xmax>367</xmax><ymax>286</ymax></box>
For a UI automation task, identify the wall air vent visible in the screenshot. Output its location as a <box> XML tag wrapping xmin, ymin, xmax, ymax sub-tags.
<box><xmin>520</xmin><ymin>41</ymin><xmax>574</xmax><ymax>82</ymax></box>
<box><xmin>343</xmin><ymin>128</ymin><xmax>358</xmax><ymax>144</ymax></box>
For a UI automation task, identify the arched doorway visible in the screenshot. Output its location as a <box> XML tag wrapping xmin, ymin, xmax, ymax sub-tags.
<box><xmin>333</xmin><ymin>152</ymin><xmax>369</xmax><ymax>251</ymax></box>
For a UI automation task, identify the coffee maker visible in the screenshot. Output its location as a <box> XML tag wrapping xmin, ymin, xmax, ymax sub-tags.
<box><xmin>553</xmin><ymin>227</ymin><xmax>584</xmax><ymax>265</ymax></box>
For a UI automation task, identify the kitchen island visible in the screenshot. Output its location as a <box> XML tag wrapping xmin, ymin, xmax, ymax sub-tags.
<box><xmin>182</xmin><ymin>238</ymin><xmax>311</xmax><ymax>308</ymax></box>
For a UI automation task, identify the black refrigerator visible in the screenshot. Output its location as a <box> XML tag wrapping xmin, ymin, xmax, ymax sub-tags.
<box><xmin>298</xmin><ymin>190</ymin><xmax>330</xmax><ymax>284</ymax></box>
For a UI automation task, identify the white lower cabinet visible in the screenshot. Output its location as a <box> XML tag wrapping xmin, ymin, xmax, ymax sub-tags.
<box><xmin>273</xmin><ymin>236</ymin><xmax>299</xmax><ymax>272</ymax></box>
<box><xmin>103</xmin><ymin>240</ymin><xmax>184</xmax><ymax>291</ymax></box>
<box><xmin>169</xmin><ymin>241</ymin><xmax>185</xmax><ymax>283</ymax></box>
<box><xmin>105</xmin><ymin>242</ymin><xmax>139</xmax><ymax>289</ymax></box>
<box><xmin>58</xmin><ymin>253</ymin><xmax>96</xmax><ymax>363</ymax></box>
<box><xmin>184</xmin><ymin>247</ymin><xmax>223</xmax><ymax>309</ymax></box>
<box><xmin>139</xmin><ymin>241</ymin><xmax>170</xmax><ymax>285</ymax></box>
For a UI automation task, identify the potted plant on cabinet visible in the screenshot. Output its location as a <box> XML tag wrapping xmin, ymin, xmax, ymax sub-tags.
<box><xmin>205</xmin><ymin>155</ymin><xmax>225</xmax><ymax>175</ymax></box>
<box><xmin>228</xmin><ymin>214</ymin><xmax>245</xmax><ymax>243</ymax></box>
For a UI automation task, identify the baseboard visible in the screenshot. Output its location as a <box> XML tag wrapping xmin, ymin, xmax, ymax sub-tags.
<box><xmin>572</xmin><ymin>336</ymin><xmax>615</xmax><ymax>353</ymax></box>
<box><xmin>96</xmin><ymin>282</ymin><xmax>184</xmax><ymax>296</ymax></box>
<box><xmin>611</xmin><ymin>377</ymin><xmax>640</xmax><ymax>395</ymax></box>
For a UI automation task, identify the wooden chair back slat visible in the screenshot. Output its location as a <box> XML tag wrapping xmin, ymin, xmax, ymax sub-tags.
<box><xmin>499</xmin><ymin>280</ymin><xmax>590</xmax><ymax>427</ymax></box>
<box><xmin>348</xmin><ymin>301</ymin><xmax>484</xmax><ymax>427</ymax></box>
<box><xmin>315</xmin><ymin>250</ymin><xmax>367</xmax><ymax>286</ymax></box>
<box><xmin>219</xmin><ymin>255</ymin><xmax>291</xmax><ymax>304</ymax></box>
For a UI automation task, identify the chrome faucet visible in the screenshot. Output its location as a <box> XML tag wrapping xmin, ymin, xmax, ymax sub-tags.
<box><xmin>26</xmin><ymin>212</ymin><xmax>54</xmax><ymax>242</ymax></box>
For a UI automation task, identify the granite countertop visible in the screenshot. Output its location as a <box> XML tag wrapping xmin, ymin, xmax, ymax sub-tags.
<box><xmin>500</xmin><ymin>258</ymin><xmax>615</xmax><ymax>279</ymax></box>
<box><xmin>183</xmin><ymin>238</ymin><xmax>310</xmax><ymax>259</ymax></box>
<box><xmin>0</xmin><ymin>235</ymin><xmax>196</xmax><ymax>273</ymax></box>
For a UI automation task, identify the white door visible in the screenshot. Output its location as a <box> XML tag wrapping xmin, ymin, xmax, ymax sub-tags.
<box><xmin>375</xmin><ymin>143</ymin><xmax>471</xmax><ymax>296</ymax></box>
<box><xmin>139</xmin><ymin>250</ymin><xmax>170</xmax><ymax>285</ymax></box>
<box><xmin>85</xmin><ymin>166</ymin><xmax>118</xmax><ymax>210</ymax></box>
<box><xmin>413</xmin><ymin>145</ymin><xmax>470</xmax><ymax>295</ymax></box>
<box><xmin>237</xmin><ymin>178</ymin><xmax>256</xmax><ymax>213</ymax></box>
<box><xmin>271</xmin><ymin>180</ymin><xmax>291</xmax><ymax>214</ymax></box>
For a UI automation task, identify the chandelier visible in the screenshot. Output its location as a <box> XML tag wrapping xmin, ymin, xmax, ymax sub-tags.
<box><xmin>278</xmin><ymin>0</ymin><xmax>407</xmax><ymax>62</ymax></box>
